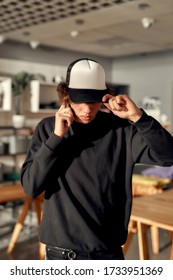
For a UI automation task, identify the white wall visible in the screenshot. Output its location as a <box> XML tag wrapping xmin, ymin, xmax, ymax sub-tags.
<box><xmin>0</xmin><ymin>41</ymin><xmax>112</xmax><ymax>81</ymax></box>
<box><xmin>0</xmin><ymin>57</ymin><xmax>112</xmax><ymax>83</ymax></box>
<box><xmin>112</xmin><ymin>52</ymin><xmax>173</xmax><ymax>128</ymax></box>
<box><xmin>0</xmin><ymin>58</ymin><xmax>67</xmax><ymax>83</ymax></box>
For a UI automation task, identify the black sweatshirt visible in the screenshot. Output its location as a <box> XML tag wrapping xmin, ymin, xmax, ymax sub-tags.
<box><xmin>20</xmin><ymin>110</ymin><xmax>173</xmax><ymax>252</ymax></box>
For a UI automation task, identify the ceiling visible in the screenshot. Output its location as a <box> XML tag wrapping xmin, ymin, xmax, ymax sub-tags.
<box><xmin>0</xmin><ymin>0</ymin><xmax>173</xmax><ymax>58</ymax></box>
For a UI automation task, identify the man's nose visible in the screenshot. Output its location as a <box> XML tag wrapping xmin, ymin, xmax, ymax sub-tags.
<box><xmin>83</xmin><ymin>103</ymin><xmax>93</xmax><ymax>113</ymax></box>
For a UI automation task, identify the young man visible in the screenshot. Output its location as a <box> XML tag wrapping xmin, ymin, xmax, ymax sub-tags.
<box><xmin>20</xmin><ymin>58</ymin><xmax>173</xmax><ymax>260</ymax></box>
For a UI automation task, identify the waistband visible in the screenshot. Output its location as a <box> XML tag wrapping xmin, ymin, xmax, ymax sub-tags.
<box><xmin>49</xmin><ymin>245</ymin><xmax>78</xmax><ymax>259</ymax></box>
<box><xmin>46</xmin><ymin>245</ymin><xmax>124</xmax><ymax>260</ymax></box>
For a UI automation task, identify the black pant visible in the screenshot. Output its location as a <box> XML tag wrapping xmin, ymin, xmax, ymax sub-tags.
<box><xmin>45</xmin><ymin>245</ymin><xmax>125</xmax><ymax>260</ymax></box>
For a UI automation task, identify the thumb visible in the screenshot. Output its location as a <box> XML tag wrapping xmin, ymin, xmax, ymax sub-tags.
<box><xmin>102</xmin><ymin>94</ymin><xmax>112</xmax><ymax>110</ymax></box>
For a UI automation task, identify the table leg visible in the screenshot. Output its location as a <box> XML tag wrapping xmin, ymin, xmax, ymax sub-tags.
<box><xmin>170</xmin><ymin>233</ymin><xmax>173</xmax><ymax>260</ymax></box>
<box><xmin>39</xmin><ymin>242</ymin><xmax>45</xmax><ymax>260</ymax></box>
<box><xmin>137</xmin><ymin>222</ymin><xmax>149</xmax><ymax>260</ymax></box>
<box><xmin>150</xmin><ymin>225</ymin><xmax>159</xmax><ymax>254</ymax></box>
<box><xmin>123</xmin><ymin>220</ymin><xmax>137</xmax><ymax>254</ymax></box>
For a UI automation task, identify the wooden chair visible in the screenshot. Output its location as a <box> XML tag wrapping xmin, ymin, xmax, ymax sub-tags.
<box><xmin>0</xmin><ymin>183</ymin><xmax>44</xmax><ymax>259</ymax></box>
<box><xmin>0</xmin><ymin>183</ymin><xmax>26</xmax><ymax>204</ymax></box>
<box><xmin>7</xmin><ymin>193</ymin><xmax>43</xmax><ymax>255</ymax></box>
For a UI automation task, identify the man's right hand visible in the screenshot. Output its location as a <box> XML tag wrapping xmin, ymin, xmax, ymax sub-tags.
<box><xmin>54</xmin><ymin>104</ymin><xmax>74</xmax><ymax>137</ymax></box>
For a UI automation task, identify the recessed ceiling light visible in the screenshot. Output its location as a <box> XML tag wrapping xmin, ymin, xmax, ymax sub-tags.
<box><xmin>70</xmin><ymin>30</ymin><xmax>79</xmax><ymax>37</ymax></box>
<box><xmin>0</xmin><ymin>35</ymin><xmax>5</xmax><ymax>44</ymax></box>
<box><xmin>30</xmin><ymin>40</ymin><xmax>40</xmax><ymax>49</ymax></box>
<box><xmin>141</xmin><ymin>17</ymin><xmax>155</xmax><ymax>29</ymax></box>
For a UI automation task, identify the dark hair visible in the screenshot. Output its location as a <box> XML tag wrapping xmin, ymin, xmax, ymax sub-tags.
<box><xmin>57</xmin><ymin>82</ymin><xmax>70</xmax><ymax>105</ymax></box>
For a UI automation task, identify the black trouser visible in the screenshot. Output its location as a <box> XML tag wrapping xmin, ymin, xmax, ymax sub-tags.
<box><xmin>45</xmin><ymin>245</ymin><xmax>125</xmax><ymax>260</ymax></box>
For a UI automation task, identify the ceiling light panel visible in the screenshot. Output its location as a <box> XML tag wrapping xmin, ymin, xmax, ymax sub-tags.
<box><xmin>0</xmin><ymin>0</ymin><xmax>138</xmax><ymax>34</ymax></box>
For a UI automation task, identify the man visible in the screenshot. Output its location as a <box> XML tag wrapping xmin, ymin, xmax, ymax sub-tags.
<box><xmin>20</xmin><ymin>58</ymin><xmax>173</xmax><ymax>260</ymax></box>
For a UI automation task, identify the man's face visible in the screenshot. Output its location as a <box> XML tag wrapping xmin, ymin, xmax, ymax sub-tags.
<box><xmin>70</xmin><ymin>102</ymin><xmax>101</xmax><ymax>124</ymax></box>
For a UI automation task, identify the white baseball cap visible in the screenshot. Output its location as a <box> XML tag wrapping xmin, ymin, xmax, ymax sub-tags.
<box><xmin>66</xmin><ymin>58</ymin><xmax>107</xmax><ymax>103</ymax></box>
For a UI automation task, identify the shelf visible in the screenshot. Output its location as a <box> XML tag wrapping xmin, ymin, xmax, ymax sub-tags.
<box><xmin>0</xmin><ymin>152</ymin><xmax>27</xmax><ymax>156</ymax></box>
<box><xmin>30</xmin><ymin>80</ymin><xmax>59</xmax><ymax>112</ymax></box>
<box><xmin>0</xmin><ymin>77</ymin><xmax>12</xmax><ymax>111</ymax></box>
<box><xmin>0</xmin><ymin>126</ymin><xmax>32</xmax><ymax>184</ymax></box>
<box><xmin>0</xmin><ymin>126</ymin><xmax>31</xmax><ymax>131</ymax></box>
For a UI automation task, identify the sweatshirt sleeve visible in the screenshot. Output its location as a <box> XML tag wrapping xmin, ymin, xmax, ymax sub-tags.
<box><xmin>130</xmin><ymin>110</ymin><xmax>173</xmax><ymax>165</ymax></box>
<box><xmin>20</xmin><ymin>118</ymin><xmax>64</xmax><ymax>197</ymax></box>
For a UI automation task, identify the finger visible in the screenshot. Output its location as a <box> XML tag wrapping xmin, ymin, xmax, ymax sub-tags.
<box><xmin>102</xmin><ymin>94</ymin><xmax>112</xmax><ymax>103</ymax></box>
<box><xmin>59</xmin><ymin>111</ymin><xmax>74</xmax><ymax>124</ymax></box>
<box><xmin>116</xmin><ymin>96</ymin><xmax>129</xmax><ymax>111</ymax></box>
<box><xmin>58</xmin><ymin>106</ymin><xmax>71</xmax><ymax>116</ymax></box>
<box><xmin>108</xmin><ymin>98</ymin><xmax>121</xmax><ymax>111</ymax></box>
<box><xmin>58</xmin><ymin>104</ymin><xmax>66</xmax><ymax>112</ymax></box>
<box><xmin>116</xmin><ymin>95</ymin><xmax>127</xmax><ymax>105</ymax></box>
<box><xmin>112</xmin><ymin>98</ymin><xmax>128</xmax><ymax>112</ymax></box>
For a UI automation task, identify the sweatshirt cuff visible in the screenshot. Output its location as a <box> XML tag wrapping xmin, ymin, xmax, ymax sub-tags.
<box><xmin>44</xmin><ymin>132</ymin><xmax>63</xmax><ymax>150</ymax></box>
<box><xmin>129</xmin><ymin>109</ymin><xmax>155</xmax><ymax>131</ymax></box>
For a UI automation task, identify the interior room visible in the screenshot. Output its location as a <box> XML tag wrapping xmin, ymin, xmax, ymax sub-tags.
<box><xmin>0</xmin><ymin>0</ymin><xmax>173</xmax><ymax>260</ymax></box>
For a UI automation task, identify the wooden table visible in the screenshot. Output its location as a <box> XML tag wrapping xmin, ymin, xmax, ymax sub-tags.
<box><xmin>130</xmin><ymin>188</ymin><xmax>173</xmax><ymax>260</ymax></box>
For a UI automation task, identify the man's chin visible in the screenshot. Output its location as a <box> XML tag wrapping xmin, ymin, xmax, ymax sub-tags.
<box><xmin>75</xmin><ymin>116</ymin><xmax>93</xmax><ymax>124</ymax></box>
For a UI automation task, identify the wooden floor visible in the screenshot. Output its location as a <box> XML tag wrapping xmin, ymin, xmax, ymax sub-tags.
<box><xmin>0</xmin><ymin>203</ymin><xmax>172</xmax><ymax>260</ymax></box>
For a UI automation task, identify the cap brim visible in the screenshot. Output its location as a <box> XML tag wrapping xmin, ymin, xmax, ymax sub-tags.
<box><xmin>68</xmin><ymin>88</ymin><xmax>107</xmax><ymax>103</ymax></box>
